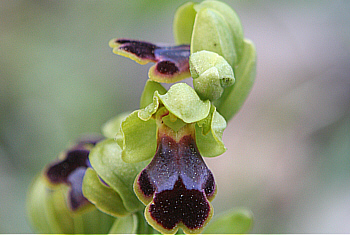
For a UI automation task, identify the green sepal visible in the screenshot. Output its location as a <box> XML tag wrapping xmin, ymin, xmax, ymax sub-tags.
<box><xmin>27</xmin><ymin>174</ymin><xmax>115</xmax><ymax>234</ymax></box>
<box><xmin>214</xmin><ymin>39</ymin><xmax>256</xmax><ymax>122</ymax></box>
<box><xmin>203</xmin><ymin>208</ymin><xmax>253</xmax><ymax>234</ymax></box>
<box><xmin>107</xmin><ymin>211</ymin><xmax>156</xmax><ymax>234</ymax></box>
<box><xmin>195</xmin><ymin>0</ymin><xmax>244</xmax><ymax>62</ymax></box>
<box><xmin>140</xmin><ymin>80</ymin><xmax>167</xmax><ymax>109</ymax></box>
<box><xmin>82</xmin><ymin>168</ymin><xmax>129</xmax><ymax>217</ymax></box>
<box><xmin>88</xmin><ymin>138</ymin><xmax>147</xmax><ymax>213</ymax></box>
<box><xmin>191</xmin><ymin>7</ymin><xmax>236</xmax><ymax>67</ymax></box>
<box><xmin>190</xmin><ymin>50</ymin><xmax>235</xmax><ymax>101</ymax></box>
<box><xmin>117</xmin><ymin>110</ymin><xmax>157</xmax><ymax>163</ymax></box>
<box><xmin>108</xmin><ymin>213</ymin><xmax>138</xmax><ymax>234</ymax></box>
<box><xmin>102</xmin><ymin>112</ymin><xmax>130</xmax><ymax>139</ymax></box>
<box><xmin>173</xmin><ymin>2</ymin><xmax>197</xmax><ymax>45</ymax></box>
<box><xmin>27</xmin><ymin>175</ymin><xmax>60</xmax><ymax>233</ymax></box>
<box><xmin>196</xmin><ymin>104</ymin><xmax>226</xmax><ymax>158</ymax></box>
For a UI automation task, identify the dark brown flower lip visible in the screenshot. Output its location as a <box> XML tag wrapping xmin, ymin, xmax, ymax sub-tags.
<box><xmin>135</xmin><ymin>132</ymin><xmax>216</xmax><ymax>232</ymax></box>
<box><xmin>44</xmin><ymin>134</ymin><xmax>104</xmax><ymax>211</ymax></box>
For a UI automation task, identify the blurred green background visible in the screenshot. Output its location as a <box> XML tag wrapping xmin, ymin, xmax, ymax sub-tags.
<box><xmin>1</xmin><ymin>0</ymin><xmax>350</xmax><ymax>233</ymax></box>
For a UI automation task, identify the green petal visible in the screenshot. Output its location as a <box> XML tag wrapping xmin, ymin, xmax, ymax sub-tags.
<box><xmin>195</xmin><ymin>0</ymin><xmax>244</xmax><ymax>62</ymax></box>
<box><xmin>196</xmin><ymin>104</ymin><xmax>227</xmax><ymax>158</ymax></box>
<box><xmin>157</xmin><ymin>83</ymin><xmax>211</xmax><ymax>123</ymax></box>
<box><xmin>108</xmin><ymin>213</ymin><xmax>138</xmax><ymax>234</ymax></box>
<box><xmin>190</xmin><ymin>50</ymin><xmax>235</xmax><ymax>101</ymax></box>
<box><xmin>214</xmin><ymin>39</ymin><xmax>257</xmax><ymax>122</ymax></box>
<box><xmin>102</xmin><ymin>112</ymin><xmax>130</xmax><ymax>139</ymax></box>
<box><xmin>191</xmin><ymin>7</ymin><xmax>236</xmax><ymax>67</ymax></box>
<box><xmin>82</xmin><ymin>168</ymin><xmax>129</xmax><ymax>217</ymax></box>
<box><xmin>140</xmin><ymin>80</ymin><xmax>167</xmax><ymax>109</ymax></box>
<box><xmin>173</xmin><ymin>2</ymin><xmax>197</xmax><ymax>45</ymax></box>
<box><xmin>117</xmin><ymin>110</ymin><xmax>157</xmax><ymax>163</ymax></box>
<box><xmin>203</xmin><ymin>208</ymin><xmax>253</xmax><ymax>234</ymax></box>
<box><xmin>88</xmin><ymin>139</ymin><xmax>146</xmax><ymax>212</ymax></box>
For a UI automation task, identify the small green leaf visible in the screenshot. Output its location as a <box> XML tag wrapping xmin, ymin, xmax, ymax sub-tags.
<box><xmin>191</xmin><ymin>7</ymin><xmax>236</xmax><ymax>67</ymax></box>
<box><xmin>203</xmin><ymin>208</ymin><xmax>253</xmax><ymax>234</ymax></box>
<box><xmin>196</xmin><ymin>104</ymin><xmax>227</xmax><ymax>157</ymax></box>
<box><xmin>108</xmin><ymin>213</ymin><xmax>138</xmax><ymax>234</ymax></box>
<box><xmin>82</xmin><ymin>168</ymin><xmax>129</xmax><ymax>217</ymax></box>
<box><xmin>173</xmin><ymin>2</ymin><xmax>197</xmax><ymax>45</ymax></box>
<box><xmin>102</xmin><ymin>112</ymin><xmax>130</xmax><ymax>139</ymax></box>
<box><xmin>117</xmin><ymin>110</ymin><xmax>157</xmax><ymax>163</ymax></box>
<box><xmin>88</xmin><ymin>139</ymin><xmax>146</xmax><ymax>212</ymax></box>
<box><xmin>214</xmin><ymin>39</ymin><xmax>257</xmax><ymax>122</ymax></box>
<box><xmin>195</xmin><ymin>0</ymin><xmax>244</xmax><ymax>62</ymax></box>
<box><xmin>140</xmin><ymin>80</ymin><xmax>167</xmax><ymax>109</ymax></box>
<box><xmin>157</xmin><ymin>83</ymin><xmax>211</xmax><ymax>123</ymax></box>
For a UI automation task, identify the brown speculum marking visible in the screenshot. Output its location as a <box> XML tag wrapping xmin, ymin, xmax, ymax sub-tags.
<box><xmin>135</xmin><ymin>123</ymin><xmax>216</xmax><ymax>232</ymax></box>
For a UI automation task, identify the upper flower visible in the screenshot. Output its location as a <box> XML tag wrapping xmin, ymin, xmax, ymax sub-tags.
<box><xmin>111</xmin><ymin>81</ymin><xmax>226</xmax><ymax>234</ymax></box>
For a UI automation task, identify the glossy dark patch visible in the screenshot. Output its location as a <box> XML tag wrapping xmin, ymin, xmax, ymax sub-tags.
<box><xmin>136</xmin><ymin>134</ymin><xmax>215</xmax><ymax>231</ymax></box>
<box><xmin>150</xmin><ymin>177</ymin><xmax>210</xmax><ymax>230</ymax></box>
<box><xmin>138</xmin><ymin>170</ymin><xmax>155</xmax><ymax>198</ymax></box>
<box><xmin>156</xmin><ymin>61</ymin><xmax>179</xmax><ymax>75</ymax></box>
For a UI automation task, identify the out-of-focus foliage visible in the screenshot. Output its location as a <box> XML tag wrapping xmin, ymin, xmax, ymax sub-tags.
<box><xmin>1</xmin><ymin>0</ymin><xmax>350</xmax><ymax>233</ymax></box>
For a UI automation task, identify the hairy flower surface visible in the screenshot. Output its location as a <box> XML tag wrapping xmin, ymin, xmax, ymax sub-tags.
<box><xmin>115</xmin><ymin>83</ymin><xmax>226</xmax><ymax>234</ymax></box>
<box><xmin>134</xmin><ymin>119</ymin><xmax>216</xmax><ymax>234</ymax></box>
<box><xmin>109</xmin><ymin>39</ymin><xmax>191</xmax><ymax>83</ymax></box>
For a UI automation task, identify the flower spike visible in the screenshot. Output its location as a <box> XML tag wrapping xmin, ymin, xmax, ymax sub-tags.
<box><xmin>109</xmin><ymin>38</ymin><xmax>191</xmax><ymax>83</ymax></box>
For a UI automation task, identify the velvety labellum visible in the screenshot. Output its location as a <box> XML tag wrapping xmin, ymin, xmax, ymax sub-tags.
<box><xmin>44</xmin><ymin>135</ymin><xmax>104</xmax><ymax>211</ymax></box>
<box><xmin>134</xmin><ymin>124</ymin><xmax>216</xmax><ymax>234</ymax></box>
<box><xmin>109</xmin><ymin>38</ymin><xmax>191</xmax><ymax>83</ymax></box>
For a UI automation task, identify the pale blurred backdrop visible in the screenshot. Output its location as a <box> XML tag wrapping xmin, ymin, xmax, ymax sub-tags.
<box><xmin>1</xmin><ymin>0</ymin><xmax>350</xmax><ymax>233</ymax></box>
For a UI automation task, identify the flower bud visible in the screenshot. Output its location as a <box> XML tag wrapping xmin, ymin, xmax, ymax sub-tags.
<box><xmin>190</xmin><ymin>50</ymin><xmax>235</xmax><ymax>101</ymax></box>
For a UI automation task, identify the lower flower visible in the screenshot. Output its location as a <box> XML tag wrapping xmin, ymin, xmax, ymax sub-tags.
<box><xmin>134</xmin><ymin>112</ymin><xmax>217</xmax><ymax>234</ymax></box>
<box><xmin>26</xmin><ymin>134</ymin><xmax>116</xmax><ymax>234</ymax></box>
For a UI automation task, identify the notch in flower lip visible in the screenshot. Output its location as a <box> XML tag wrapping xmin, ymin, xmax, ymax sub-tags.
<box><xmin>133</xmin><ymin>109</ymin><xmax>217</xmax><ymax>234</ymax></box>
<box><xmin>109</xmin><ymin>38</ymin><xmax>191</xmax><ymax>83</ymax></box>
<box><xmin>44</xmin><ymin>134</ymin><xmax>104</xmax><ymax>212</ymax></box>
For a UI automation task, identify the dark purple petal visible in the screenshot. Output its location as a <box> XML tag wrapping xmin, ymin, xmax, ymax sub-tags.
<box><xmin>110</xmin><ymin>39</ymin><xmax>190</xmax><ymax>83</ymax></box>
<box><xmin>135</xmin><ymin>133</ymin><xmax>216</xmax><ymax>232</ymax></box>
